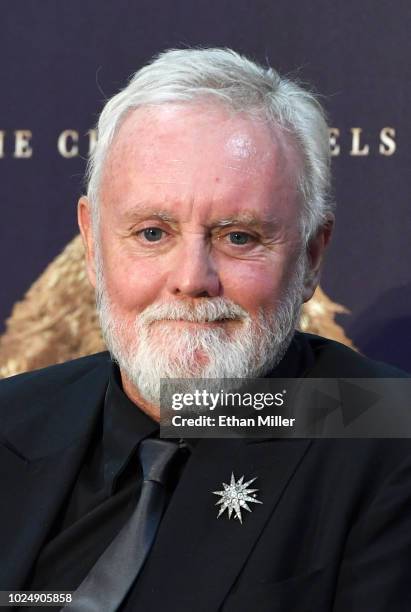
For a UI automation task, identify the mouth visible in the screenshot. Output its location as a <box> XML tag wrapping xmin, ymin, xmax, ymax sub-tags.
<box><xmin>151</xmin><ymin>317</ymin><xmax>239</xmax><ymax>328</ymax></box>
<box><xmin>157</xmin><ymin>318</ymin><xmax>231</xmax><ymax>324</ymax></box>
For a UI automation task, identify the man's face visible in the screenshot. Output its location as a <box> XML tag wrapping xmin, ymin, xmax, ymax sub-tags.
<box><xmin>81</xmin><ymin>103</ymin><xmax>308</xmax><ymax>403</ymax></box>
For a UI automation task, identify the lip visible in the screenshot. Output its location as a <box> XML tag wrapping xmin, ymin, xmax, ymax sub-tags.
<box><xmin>155</xmin><ymin>319</ymin><xmax>230</xmax><ymax>325</ymax></box>
<box><xmin>151</xmin><ymin>318</ymin><xmax>237</xmax><ymax>327</ymax></box>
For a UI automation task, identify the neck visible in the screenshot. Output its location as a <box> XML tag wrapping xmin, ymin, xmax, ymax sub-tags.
<box><xmin>120</xmin><ymin>370</ymin><xmax>160</xmax><ymax>422</ymax></box>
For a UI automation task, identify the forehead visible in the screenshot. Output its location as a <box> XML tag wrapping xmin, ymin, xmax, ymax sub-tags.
<box><xmin>100</xmin><ymin>102</ymin><xmax>302</xmax><ymax>224</ymax></box>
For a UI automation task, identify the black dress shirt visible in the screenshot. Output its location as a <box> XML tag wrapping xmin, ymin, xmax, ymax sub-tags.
<box><xmin>25</xmin><ymin>363</ymin><xmax>191</xmax><ymax>595</ymax></box>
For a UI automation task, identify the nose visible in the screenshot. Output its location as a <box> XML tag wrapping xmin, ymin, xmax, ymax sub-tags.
<box><xmin>166</xmin><ymin>237</ymin><xmax>221</xmax><ymax>298</ymax></box>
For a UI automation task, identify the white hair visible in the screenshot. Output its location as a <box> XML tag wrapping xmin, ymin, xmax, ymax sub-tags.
<box><xmin>86</xmin><ymin>47</ymin><xmax>333</xmax><ymax>243</ymax></box>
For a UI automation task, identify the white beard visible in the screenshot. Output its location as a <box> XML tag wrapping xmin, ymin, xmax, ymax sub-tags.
<box><xmin>95</xmin><ymin>256</ymin><xmax>306</xmax><ymax>405</ymax></box>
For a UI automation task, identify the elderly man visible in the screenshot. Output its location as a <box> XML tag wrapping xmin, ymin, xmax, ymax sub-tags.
<box><xmin>0</xmin><ymin>48</ymin><xmax>410</xmax><ymax>611</ymax></box>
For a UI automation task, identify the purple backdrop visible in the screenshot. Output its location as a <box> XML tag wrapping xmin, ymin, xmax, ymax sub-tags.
<box><xmin>1</xmin><ymin>0</ymin><xmax>410</xmax><ymax>370</ymax></box>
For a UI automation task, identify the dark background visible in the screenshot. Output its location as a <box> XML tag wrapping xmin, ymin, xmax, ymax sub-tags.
<box><xmin>1</xmin><ymin>0</ymin><xmax>410</xmax><ymax>370</ymax></box>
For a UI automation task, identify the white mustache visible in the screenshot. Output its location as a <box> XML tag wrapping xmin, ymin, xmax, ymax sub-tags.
<box><xmin>137</xmin><ymin>297</ymin><xmax>250</xmax><ymax>325</ymax></box>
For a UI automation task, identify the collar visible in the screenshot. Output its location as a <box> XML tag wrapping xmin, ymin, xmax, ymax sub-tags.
<box><xmin>102</xmin><ymin>363</ymin><xmax>159</xmax><ymax>491</ymax></box>
<box><xmin>102</xmin><ymin>332</ymin><xmax>311</xmax><ymax>471</ymax></box>
<box><xmin>265</xmin><ymin>331</ymin><xmax>315</xmax><ymax>379</ymax></box>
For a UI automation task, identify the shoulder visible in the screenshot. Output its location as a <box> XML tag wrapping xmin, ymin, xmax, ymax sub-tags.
<box><xmin>0</xmin><ymin>351</ymin><xmax>111</xmax><ymax>396</ymax></box>
<box><xmin>298</xmin><ymin>332</ymin><xmax>410</xmax><ymax>378</ymax></box>
<box><xmin>0</xmin><ymin>352</ymin><xmax>112</xmax><ymax>429</ymax></box>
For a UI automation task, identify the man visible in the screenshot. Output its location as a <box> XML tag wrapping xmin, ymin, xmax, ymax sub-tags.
<box><xmin>0</xmin><ymin>48</ymin><xmax>410</xmax><ymax>611</ymax></box>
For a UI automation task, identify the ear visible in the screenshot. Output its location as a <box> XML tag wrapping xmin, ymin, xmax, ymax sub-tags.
<box><xmin>302</xmin><ymin>215</ymin><xmax>334</xmax><ymax>303</ymax></box>
<box><xmin>78</xmin><ymin>196</ymin><xmax>97</xmax><ymax>289</ymax></box>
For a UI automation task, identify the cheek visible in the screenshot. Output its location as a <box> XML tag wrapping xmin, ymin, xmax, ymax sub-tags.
<box><xmin>219</xmin><ymin>259</ymin><xmax>289</xmax><ymax>315</ymax></box>
<box><xmin>102</xmin><ymin>252</ymin><xmax>167</xmax><ymax>314</ymax></box>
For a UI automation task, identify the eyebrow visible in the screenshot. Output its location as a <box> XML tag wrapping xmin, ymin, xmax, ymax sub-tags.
<box><xmin>121</xmin><ymin>204</ymin><xmax>178</xmax><ymax>224</ymax></box>
<box><xmin>211</xmin><ymin>213</ymin><xmax>282</xmax><ymax>233</ymax></box>
<box><xmin>121</xmin><ymin>204</ymin><xmax>280</xmax><ymax>232</ymax></box>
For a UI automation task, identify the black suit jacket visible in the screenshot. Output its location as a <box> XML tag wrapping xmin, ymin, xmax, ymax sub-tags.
<box><xmin>1</xmin><ymin>333</ymin><xmax>411</xmax><ymax>611</ymax></box>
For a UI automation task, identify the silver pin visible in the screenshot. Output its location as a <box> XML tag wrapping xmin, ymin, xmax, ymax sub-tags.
<box><xmin>213</xmin><ymin>472</ymin><xmax>263</xmax><ymax>524</ymax></box>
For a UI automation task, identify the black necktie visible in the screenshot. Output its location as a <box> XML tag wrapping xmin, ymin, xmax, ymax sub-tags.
<box><xmin>63</xmin><ymin>438</ymin><xmax>184</xmax><ymax>612</ymax></box>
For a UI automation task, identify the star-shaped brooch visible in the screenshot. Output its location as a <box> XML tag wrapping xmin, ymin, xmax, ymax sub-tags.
<box><xmin>213</xmin><ymin>472</ymin><xmax>263</xmax><ymax>524</ymax></box>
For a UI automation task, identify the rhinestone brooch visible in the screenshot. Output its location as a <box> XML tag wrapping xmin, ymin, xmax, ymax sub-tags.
<box><xmin>213</xmin><ymin>472</ymin><xmax>263</xmax><ymax>524</ymax></box>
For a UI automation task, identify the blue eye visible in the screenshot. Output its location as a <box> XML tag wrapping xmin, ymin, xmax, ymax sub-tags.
<box><xmin>229</xmin><ymin>232</ymin><xmax>250</xmax><ymax>245</ymax></box>
<box><xmin>143</xmin><ymin>227</ymin><xmax>163</xmax><ymax>241</ymax></box>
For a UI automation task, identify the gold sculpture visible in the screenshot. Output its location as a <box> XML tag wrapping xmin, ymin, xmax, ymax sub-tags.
<box><xmin>0</xmin><ymin>235</ymin><xmax>354</xmax><ymax>379</ymax></box>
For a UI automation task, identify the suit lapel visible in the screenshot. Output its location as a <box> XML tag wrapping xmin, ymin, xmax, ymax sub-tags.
<box><xmin>0</xmin><ymin>361</ymin><xmax>109</xmax><ymax>589</ymax></box>
<box><xmin>133</xmin><ymin>436</ymin><xmax>312</xmax><ymax>611</ymax></box>
<box><xmin>0</xmin><ymin>440</ymin><xmax>91</xmax><ymax>589</ymax></box>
